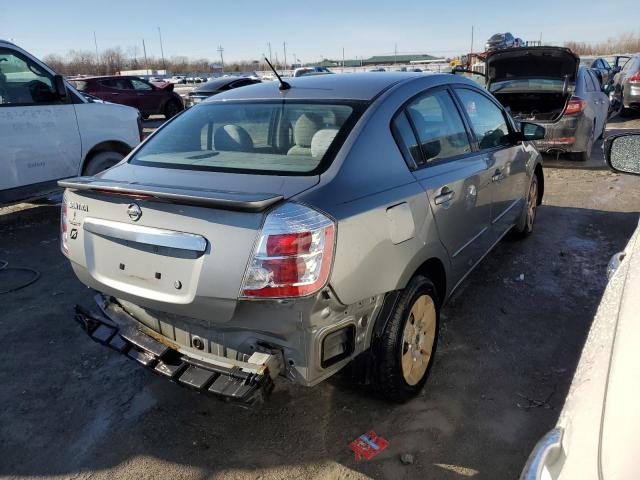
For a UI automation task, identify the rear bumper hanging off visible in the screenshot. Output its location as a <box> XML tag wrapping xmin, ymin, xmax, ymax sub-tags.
<box><xmin>74</xmin><ymin>297</ymin><xmax>279</xmax><ymax>405</ymax></box>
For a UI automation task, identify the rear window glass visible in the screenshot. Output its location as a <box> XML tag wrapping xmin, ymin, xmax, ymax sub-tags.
<box><xmin>70</xmin><ymin>80</ymin><xmax>89</xmax><ymax>91</ymax></box>
<box><xmin>129</xmin><ymin>101</ymin><xmax>363</xmax><ymax>175</ymax></box>
<box><xmin>490</xmin><ymin>78</ymin><xmax>569</xmax><ymax>93</ymax></box>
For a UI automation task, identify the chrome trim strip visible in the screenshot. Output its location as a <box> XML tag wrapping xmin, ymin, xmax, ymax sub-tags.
<box><xmin>452</xmin><ymin>226</ymin><xmax>488</xmax><ymax>259</ymax></box>
<box><xmin>84</xmin><ymin>217</ymin><xmax>208</xmax><ymax>252</ymax></box>
<box><xmin>491</xmin><ymin>198</ymin><xmax>521</xmax><ymax>225</ymax></box>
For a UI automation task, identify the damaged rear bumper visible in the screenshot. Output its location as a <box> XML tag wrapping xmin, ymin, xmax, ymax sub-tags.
<box><xmin>74</xmin><ymin>295</ymin><xmax>281</xmax><ymax>404</ymax></box>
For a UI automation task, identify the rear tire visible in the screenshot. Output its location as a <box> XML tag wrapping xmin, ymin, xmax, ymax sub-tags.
<box><xmin>164</xmin><ymin>100</ymin><xmax>182</xmax><ymax>119</ymax></box>
<box><xmin>570</xmin><ymin>124</ymin><xmax>594</xmax><ymax>162</ymax></box>
<box><xmin>82</xmin><ymin>151</ymin><xmax>125</xmax><ymax>176</ymax></box>
<box><xmin>513</xmin><ymin>174</ymin><xmax>539</xmax><ymax>239</ymax></box>
<box><xmin>372</xmin><ymin>276</ymin><xmax>439</xmax><ymax>402</ymax></box>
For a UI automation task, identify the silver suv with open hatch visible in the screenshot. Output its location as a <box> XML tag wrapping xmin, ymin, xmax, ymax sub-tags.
<box><xmin>61</xmin><ymin>72</ymin><xmax>544</xmax><ymax>403</ymax></box>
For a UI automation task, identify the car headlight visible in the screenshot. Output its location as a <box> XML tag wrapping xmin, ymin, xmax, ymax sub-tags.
<box><xmin>519</xmin><ymin>428</ymin><xmax>565</xmax><ymax>480</ymax></box>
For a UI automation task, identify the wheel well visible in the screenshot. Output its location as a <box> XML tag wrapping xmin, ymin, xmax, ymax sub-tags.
<box><xmin>413</xmin><ymin>257</ymin><xmax>447</xmax><ymax>306</ymax></box>
<box><xmin>534</xmin><ymin>164</ymin><xmax>544</xmax><ymax>205</ymax></box>
<box><xmin>82</xmin><ymin>141</ymin><xmax>132</xmax><ymax>174</ymax></box>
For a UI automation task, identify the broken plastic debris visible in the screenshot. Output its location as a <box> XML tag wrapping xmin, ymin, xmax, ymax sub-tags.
<box><xmin>349</xmin><ymin>431</ymin><xmax>389</xmax><ymax>460</ymax></box>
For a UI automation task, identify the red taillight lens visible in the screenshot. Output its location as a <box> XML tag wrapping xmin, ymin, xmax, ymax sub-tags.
<box><xmin>241</xmin><ymin>203</ymin><xmax>336</xmax><ymax>299</ymax></box>
<box><xmin>266</xmin><ymin>232</ymin><xmax>312</xmax><ymax>256</ymax></box>
<box><xmin>60</xmin><ymin>198</ymin><xmax>68</xmax><ymax>257</ymax></box>
<box><xmin>565</xmin><ymin>97</ymin><xmax>587</xmax><ymax>115</ymax></box>
<box><xmin>628</xmin><ymin>73</ymin><xmax>640</xmax><ymax>82</ymax></box>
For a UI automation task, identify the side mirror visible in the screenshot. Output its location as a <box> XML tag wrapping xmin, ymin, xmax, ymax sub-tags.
<box><xmin>605</xmin><ymin>133</ymin><xmax>640</xmax><ymax>175</ymax></box>
<box><xmin>517</xmin><ymin>122</ymin><xmax>546</xmax><ymax>141</ymax></box>
<box><xmin>53</xmin><ymin>75</ymin><xmax>67</xmax><ymax>99</ymax></box>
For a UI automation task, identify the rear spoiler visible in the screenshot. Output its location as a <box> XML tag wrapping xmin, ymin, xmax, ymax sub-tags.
<box><xmin>58</xmin><ymin>177</ymin><xmax>283</xmax><ymax>212</ymax></box>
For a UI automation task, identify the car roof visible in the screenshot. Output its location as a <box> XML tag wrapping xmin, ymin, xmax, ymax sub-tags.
<box><xmin>198</xmin><ymin>77</ymin><xmax>252</xmax><ymax>89</ymax></box>
<box><xmin>209</xmin><ymin>72</ymin><xmax>430</xmax><ymax>102</ymax></box>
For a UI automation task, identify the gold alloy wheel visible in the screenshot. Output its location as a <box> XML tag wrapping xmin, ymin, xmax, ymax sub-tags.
<box><xmin>401</xmin><ymin>294</ymin><xmax>437</xmax><ymax>386</ymax></box>
<box><xmin>526</xmin><ymin>177</ymin><xmax>538</xmax><ymax>231</ymax></box>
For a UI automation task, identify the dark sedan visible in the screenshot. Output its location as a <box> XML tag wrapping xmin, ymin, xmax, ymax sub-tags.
<box><xmin>186</xmin><ymin>76</ymin><xmax>261</xmax><ymax>107</ymax></box>
<box><xmin>69</xmin><ymin>76</ymin><xmax>184</xmax><ymax>119</ymax></box>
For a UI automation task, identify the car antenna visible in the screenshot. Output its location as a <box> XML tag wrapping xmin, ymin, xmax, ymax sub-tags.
<box><xmin>264</xmin><ymin>57</ymin><xmax>290</xmax><ymax>91</ymax></box>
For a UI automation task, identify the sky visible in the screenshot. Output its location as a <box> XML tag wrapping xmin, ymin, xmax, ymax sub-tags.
<box><xmin>1</xmin><ymin>0</ymin><xmax>638</xmax><ymax>63</ymax></box>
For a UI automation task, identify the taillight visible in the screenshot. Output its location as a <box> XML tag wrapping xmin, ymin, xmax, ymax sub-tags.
<box><xmin>628</xmin><ymin>72</ymin><xmax>640</xmax><ymax>82</ymax></box>
<box><xmin>240</xmin><ymin>203</ymin><xmax>336</xmax><ymax>298</ymax></box>
<box><xmin>60</xmin><ymin>197</ymin><xmax>68</xmax><ymax>257</ymax></box>
<box><xmin>565</xmin><ymin>97</ymin><xmax>587</xmax><ymax>115</ymax></box>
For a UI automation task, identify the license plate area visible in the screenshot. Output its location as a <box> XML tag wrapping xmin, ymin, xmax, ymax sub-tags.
<box><xmin>85</xmin><ymin>232</ymin><xmax>205</xmax><ymax>304</ymax></box>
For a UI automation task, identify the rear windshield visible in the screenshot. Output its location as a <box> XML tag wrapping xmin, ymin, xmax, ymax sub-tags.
<box><xmin>129</xmin><ymin>101</ymin><xmax>364</xmax><ymax>175</ymax></box>
<box><xmin>490</xmin><ymin>78</ymin><xmax>570</xmax><ymax>93</ymax></box>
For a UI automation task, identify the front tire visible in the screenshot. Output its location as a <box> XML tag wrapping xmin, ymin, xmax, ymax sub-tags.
<box><xmin>372</xmin><ymin>276</ymin><xmax>439</xmax><ymax>402</ymax></box>
<box><xmin>82</xmin><ymin>151</ymin><xmax>125</xmax><ymax>176</ymax></box>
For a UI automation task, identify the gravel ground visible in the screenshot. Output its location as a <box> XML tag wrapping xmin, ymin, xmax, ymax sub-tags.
<box><xmin>1</xmin><ymin>116</ymin><xmax>639</xmax><ymax>480</ymax></box>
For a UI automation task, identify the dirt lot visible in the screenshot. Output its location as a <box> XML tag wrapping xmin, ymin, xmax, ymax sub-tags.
<box><xmin>1</xmin><ymin>116</ymin><xmax>640</xmax><ymax>480</ymax></box>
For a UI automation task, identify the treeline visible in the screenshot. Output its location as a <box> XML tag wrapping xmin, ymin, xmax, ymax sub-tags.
<box><xmin>564</xmin><ymin>32</ymin><xmax>640</xmax><ymax>56</ymax></box>
<box><xmin>42</xmin><ymin>46</ymin><xmax>272</xmax><ymax>76</ymax></box>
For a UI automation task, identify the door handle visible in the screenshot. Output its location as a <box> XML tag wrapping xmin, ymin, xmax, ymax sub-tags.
<box><xmin>434</xmin><ymin>187</ymin><xmax>455</xmax><ymax>205</ymax></box>
<box><xmin>492</xmin><ymin>169</ymin><xmax>504</xmax><ymax>182</ymax></box>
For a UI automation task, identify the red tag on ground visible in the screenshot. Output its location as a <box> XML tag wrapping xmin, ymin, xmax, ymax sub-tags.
<box><xmin>349</xmin><ymin>431</ymin><xmax>389</xmax><ymax>460</ymax></box>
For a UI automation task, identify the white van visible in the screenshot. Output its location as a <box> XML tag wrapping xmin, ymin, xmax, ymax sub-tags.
<box><xmin>0</xmin><ymin>40</ymin><xmax>141</xmax><ymax>204</ymax></box>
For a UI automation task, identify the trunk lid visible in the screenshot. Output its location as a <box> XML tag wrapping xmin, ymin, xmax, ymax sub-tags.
<box><xmin>486</xmin><ymin>47</ymin><xmax>579</xmax><ymax>88</ymax></box>
<box><xmin>61</xmin><ymin>164</ymin><xmax>319</xmax><ymax>323</ymax></box>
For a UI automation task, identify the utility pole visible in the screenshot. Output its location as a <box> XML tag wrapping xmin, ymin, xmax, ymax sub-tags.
<box><xmin>342</xmin><ymin>47</ymin><xmax>345</xmax><ymax>68</ymax></box>
<box><xmin>217</xmin><ymin>45</ymin><xmax>224</xmax><ymax>71</ymax></box>
<box><xmin>394</xmin><ymin>43</ymin><xmax>397</xmax><ymax>64</ymax></box>
<box><xmin>268</xmin><ymin>42</ymin><xmax>272</xmax><ymax>63</ymax></box>
<box><xmin>142</xmin><ymin>38</ymin><xmax>148</xmax><ymax>71</ymax></box>
<box><xmin>470</xmin><ymin>25</ymin><xmax>474</xmax><ymax>54</ymax></box>
<box><xmin>283</xmin><ymin>41</ymin><xmax>287</xmax><ymax>70</ymax></box>
<box><xmin>158</xmin><ymin>27</ymin><xmax>166</xmax><ymax>71</ymax></box>
<box><xmin>93</xmin><ymin>31</ymin><xmax>99</xmax><ymax>63</ymax></box>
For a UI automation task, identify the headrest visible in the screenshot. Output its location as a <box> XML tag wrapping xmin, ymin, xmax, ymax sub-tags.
<box><xmin>311</xmin><ymin>129</ymin><xmax>339</xmax><ymax>158</ymax></box>
<box><xmin>214</xmin><ymin>125</ymin><xmax>254</xmax><ymax>152</ymax></box>
<box><xmin>294</xmin><ymin>113</ymin><xmax>323</xmax><ymax>148</ymax></box>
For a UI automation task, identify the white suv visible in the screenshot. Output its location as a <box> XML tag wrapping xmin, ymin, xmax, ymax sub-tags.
<box><xmin>0</xmin><ymin>40</ymin><xmax>141</xmax><ymax>205</ymax></box>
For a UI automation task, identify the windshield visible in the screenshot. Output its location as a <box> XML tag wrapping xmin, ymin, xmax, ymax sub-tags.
<box><xmin>490</xmin><ymin>78</ymin><xmax>570</xmax><ymax>93</ymax></box>
<box><xmin>129</xmin><ymin>101</ymin><xmax>363</xmax><ymax>175</ymax></box>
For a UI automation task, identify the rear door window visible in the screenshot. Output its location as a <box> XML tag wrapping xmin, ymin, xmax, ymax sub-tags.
<box><xmin>454</xmin><ymin>88</ymin><xmax>512</xmax><ymax>150</ymax></box>
<box><xmin>402</xmin><ymin>89</ymin><xmax>472</xmax><ymax>165</ymax></box>
<box><xmin>131</xmin><ymin>79</ymin><xmax>153</xmax><ymax>91</ymax></box>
